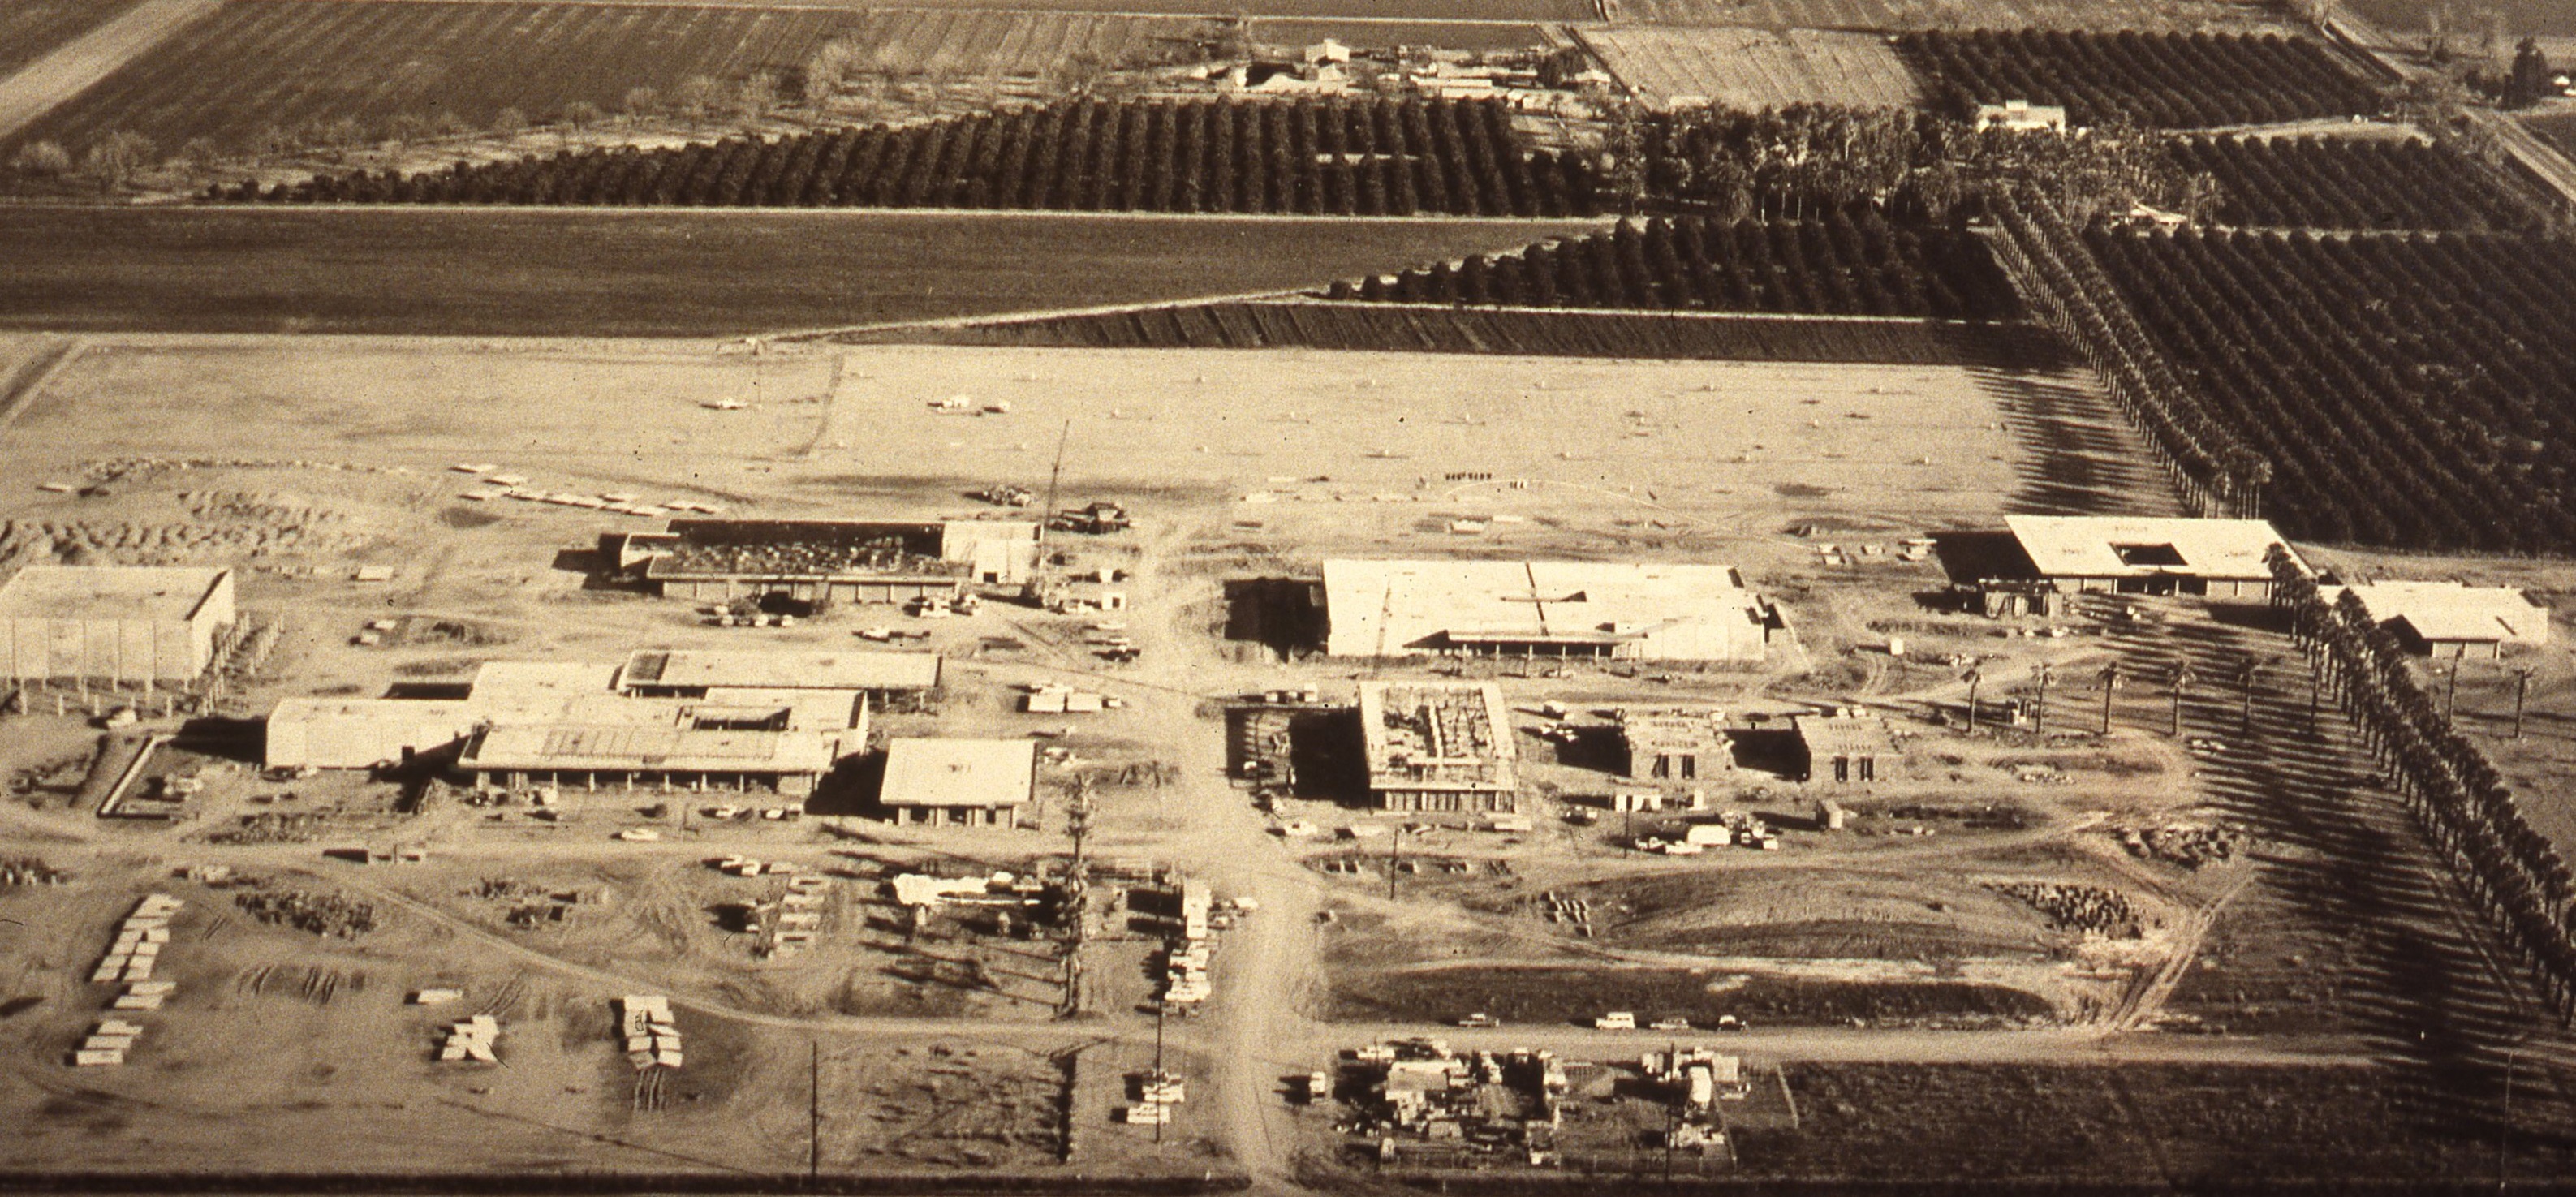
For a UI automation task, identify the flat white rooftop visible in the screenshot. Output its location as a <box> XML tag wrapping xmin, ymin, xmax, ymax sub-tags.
<box><xmin>2329</xmin><ymin>581</ymin><xmax>2551</xmax><ymax>645</ymax></box>
<box><xmin>880</xmin><ymin>738</ymin><xmax>1036</xmax><ymax>808</ymax></box>
<box><xmin>1323</xmin><ymin>559</ymin><xmax>1764</xmax><ymax>660</ymax></box>
<box><xmin>2002</xmin><ymin>516</ymin><xmax>2296</xmax><ymax>581</ymax></box>
<box><xmin>621</xmin><ymin>648</ymin><xmax>941</xmax><ymax>692</ymax></box>
<box><xmin>0</xmin><ymin>566</ymin><xmax>229</xmax><ymax>622</ymax></box>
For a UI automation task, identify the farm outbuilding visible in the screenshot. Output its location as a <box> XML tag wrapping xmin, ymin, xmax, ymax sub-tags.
<box><xmin>1322</xmin><ymin>559</ymin><xmax>1786</xmax><ymax>661</ymax></box>
<box><xmin>1997</xmin><ymin>515</ymin><xmax>2299</xmax><ymax>599</ymax></box>
<box><xmin>877</xmin><ymin>738</ymin><xmax>1037</xmax><ymax>827</ymax></box>
<box><xmin>612</xmin><ymin>519</ymin><xmax>1039</xmax><ymax>604</ymax></box>
<box><xmin>1618</xmin><ymin>707</ymin><xmax>1732</xmax><ymax>781</ymax></box>
<box><xmin>0</xmin><ymin>565</ymin><xmax>236</xmax><ymax>686</ymax></box>
<box><xmin>2325</xmin><ymin>581</ymin><xmax>2551</xmax><ymax>659</ymax></box>
<box><xmin>1795</xmin><ymin>713</ymin><xmax>1898</xmax><ymax>785</ymax></box>
<box><xmin>1359</xmin><ymin>681</ymin><xmax>1518</xmax><ymax>813</ymax></box>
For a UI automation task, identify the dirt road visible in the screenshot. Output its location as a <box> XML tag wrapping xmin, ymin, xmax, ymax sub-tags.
<box><xmin>0</xmin><ymin>0</ymin><xmax>220</xmax><ymax>141</ymax></box>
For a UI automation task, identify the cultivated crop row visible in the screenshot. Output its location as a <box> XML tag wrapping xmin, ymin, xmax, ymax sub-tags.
<box><xmin>2172</xmin><ymin>135</ymin><xmax>2542</xmax><ymax>231</ymax></box>
<box><xmin>2089</xmin><ymin>226</ymin><xmax>2576</xmax><ymax>553</ymax></box>
<box><xmin>1328</xmin><ymin>212</ymin><xmax>2020</xmax><ymax>320</ymax></box>
<box><xmin>232</xmin><ymin>96</ymin><xmax>1600</xmax><ymax>217</ymax></box>
<box><xmin>1895</xmin><ymin>31</ymin><xmax>2380</xmax><ymax>128</ymax></box>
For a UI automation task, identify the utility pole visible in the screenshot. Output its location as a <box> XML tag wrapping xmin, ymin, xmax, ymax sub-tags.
<box><xmin>2170</xmin><ymin>660</ymin><xmax>2195</xmax><ymax>738</ymax></box>
<box><xmin>2236</xmin><ymin>656</ymin><xmax>2260</xmax><ymax>738</ymax></box>
<box><xmin>1962</xmin><ymin>668</ymin><xmax>1982</xmax><ymax>734</ymax></box>
<box><xmin>2034</xmin><ymin>664</ymin><xmax>2052</xmax><ymax>737</ymax></box>
<box><xmin>2513</xmin><ymin>665</ymin><xmax>2534</xmax><ymax>739</ymax></box>
<box><xmin>808</xmin><ymin>1039</ymin><xmax>821</xmax><ymax>1182</ymax></box>
<box><xmin>2098</xmin><ymin>661</ymin><xmax>2122</xmax><ymax>736</ymax></box>
<box><xmin>2445</xmin><ymin>662</ymin><xmax>2461</xmax><ymax>727</ymax></box>
<box><xmin>1387</xmin><ymin>825</ymin><xmax>1402</xmax><ymax>903</ymax></box>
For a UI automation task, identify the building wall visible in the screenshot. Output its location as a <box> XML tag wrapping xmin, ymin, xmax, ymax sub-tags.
<box><xmin>887</xmin><ymin>803</ymin><xmax>1019</xmax><ymax>826</ymax></box>
<box><xmin>266</xmin><ymin>715</ymin><xmax>474</xmax><ymax>770</ymax></box>
<box><xmin>1375</xmin><ymin>788</ymin><xmax>1518</xmax><ymax>814</ymax></box>
<box><xmin>657</xmin><ymin>577</ymin><xmax>958</xmax><ymax>605</ymax></box>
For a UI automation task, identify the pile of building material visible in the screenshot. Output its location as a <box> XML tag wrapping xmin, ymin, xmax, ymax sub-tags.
<box><xmin>73</xmin><ymin>1018</ymin><xmax>149</xmax><ymax>1067</ymax></box>
<box><xmin>1122</xmin><ymin>1069</ymin><xmax>1186</xmax><ymax>1124</ymax></box>
<box><xmin>1346</xmin><ymin>1037</ymin><xmax>1570</xmax><ymax>1158</ymax></box>
<box><xmin>91</xmin><ymin>893</ymin><xmax>183</xmax><ymax>984</ymax></box>
<box><xmin>1157</xmin><ymin>880</ymin><xmax>1213</xmax><ymax>1009</ymax></box>
<box><xmin>1023</xmin><ymin>685</ymin><xmax>1112</xmax><ymax>714</ymax></box>
<box><xmin>439</xmin><ymin>1015</ymin><xmax>500</xmax><ymax>1062</ymax></box>
<box><xmin>1</xmin><ymin>856</ymin><xmax>71</xmax><ymax>885</ymax></box>
<box><xmin>770</xmin><ymin>872</ymin><xmax>830</xmax><ymax>957</ymax></box>
<box><xmin>111</xmin><ymin>980</ymin><xmax>175</xmax><ymax>1010</ymax></box>
<box><xmin>620</xmin><ymin>995</ymin><xmax>682</xmax><ymax>1070</ymax></box>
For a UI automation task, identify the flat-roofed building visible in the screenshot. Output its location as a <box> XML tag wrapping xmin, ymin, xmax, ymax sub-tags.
<box><xmin>1322</xmin><ymin>559</ymin><xmax>1784</xmax><ymax>661</ymax></box>
<box><xmin>0</xmin><ymin>565</ymin><xmax>236</xmax><ymax>685</ymax></box>
<box><xmin>1619</xmin><ymin>707</ymin><xmax>1731</xmax><ymax>781</ymax></box>
<box><xmin>614</xmin><ymin>519</ymin><xmax>1040</xmax><ymax>604</ymax></box>
<box><xmin>461</xmin><ymin>722</ymin><xmax>835</xmax><ymax>798</ymax></box>
<box><xmin>2326</xmin><ymin>581</ymin><xmax>2552</xmax><ymax>659</ymax></box>
<box><xmin>618</xmin><ymin>648</ymin><xmax>941</xmax><ymax>699</ymax></box>
<box><xmin>878</xmin><ymin>738</ymin><xmax>1037</xmax><ymax>827</ymax></box>
<box><xmin>264</xmin><ymin>698</ymin><xmax>482</xmax><ymax>771</ymax></box>
<box><xmin>1999</xmin><ymin>515</ymin><xmax>2300</xmax><ymax>599</ymax></box>
<box><xmin>1359</xmin><ymin>681</ymin><xmax>1517</xmax><ymax>813</ymax></box>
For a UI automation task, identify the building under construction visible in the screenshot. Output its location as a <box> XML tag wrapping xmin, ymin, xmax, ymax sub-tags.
<box><xmin>1618</xmin><ymin>707</ymin><xmax>1732</xmax><ymax>781</ymax></box>
<box><xmin>606</xmin><ymin>519</ymin><xmax>1040</xmax><ymax>605</ymax></box>
<box><xmin>1322</xmin><ymin>560</ymin><xmax>1785</xmax><ymax>662</ymax></box>
<box><xmin>1359</xmin><ymin>681</ymin><xmax>1517</xmax><ymax>813</ymax></box>
<box><xmin>0</xmin><ymin>565</ymin><xmax>238</xmax><ymax>687</ymax></box>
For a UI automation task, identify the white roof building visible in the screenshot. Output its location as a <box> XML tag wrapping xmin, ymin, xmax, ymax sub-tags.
<box><xmin>1322</xmin><ymin>559</ymin><xmax>1781</xmax><ymax>661</ymax></box>
<box><xmin>2001</xmin><ymin>515</ymin><xmax>2300</xmax><ymax>597</ymax></box>
<box><xmin>2325</xmin><ymin>581</ymin><xmax>2552</xmax><ymax>658</ymax></box>
<box><xmin>879</xmin><ymin>738</ymin><xmax>1037</xmax><ymax>827</ymax></box>
<box><xmin>0</xmin><ymin>565</ymin><xmax>237</xmax><ymax>684</ymax></box>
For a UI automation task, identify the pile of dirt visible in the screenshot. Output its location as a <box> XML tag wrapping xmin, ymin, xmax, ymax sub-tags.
<box><xmin>1986</xmin><ymin>881</ymin><xmax>2140</xmax><ymax>938</ymax></box>
<box><xmin>234</xmin><ymin>883</ymin><xmax>377</xmax><ymax>937</ymax></box>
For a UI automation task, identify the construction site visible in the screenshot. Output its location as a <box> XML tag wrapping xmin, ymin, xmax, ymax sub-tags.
<box><xmin>0</xmin><ymin>334</ymin><xmax>2570</xmax><ymax>1192</ymax></box>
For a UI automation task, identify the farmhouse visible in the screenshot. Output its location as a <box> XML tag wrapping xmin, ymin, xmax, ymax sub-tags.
<box><xmin>1997</xmin><ymin>515</ymin><xmax>2299</xmax><ymax>598</ymax></box>
<box><xmin>1795</xmin><ymin>713</ymin><xmax>1897</xmax><ymax>786</ymax></box>
<box><xmin>1359</xmin><ymin>681</ymin><xmax>1518</xmax><ymax>813</ymax></box>
<box><xmin>1321</xmin><ymin>559</ymin><xmax>1785</xmax><ymax>661</ymax></box>
<box><xmin>609</xmin><ymin>518</ymin><xmax>1040</xmax><ymax>604</ymax></box>
<box><xmin>0</xmin><ymin>565</ymin><xmax>237</xmax><ymax>686</ymax></box>
<box><xmin>878</xmin><ymin>738</ymin><xmax>1037</xmax><ymax>826</ymax></box>
<box><xmin>1618</xmin><ymin>707</ymin><xmax>1731</xmax><ymax>781</ymax></box>
<box><xmin>2325</xmin><ymin>581</ymin><xmax>2551</xmax><ymax>658</ymax></box>
<box><xmin>1975</xmin><ymin>100</ymin><xmax>2068</xmax><ymax>131</ymax></box>
<box><xmin>618</xmin><ymin>648</ymin><xmax>941</xmax><ymax>700</ymax></box>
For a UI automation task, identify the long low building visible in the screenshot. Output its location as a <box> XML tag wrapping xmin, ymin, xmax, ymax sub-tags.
<box><xmin>1322</xmin><ymin>559</ymin><xmax>1785</xmax><ymax>661</ymax></box>
<box><xmin>0</xmin><ymin>565</ymin><xmax>237</xmax><ymax>686</ymax></box>
<box><xmin>1359</xmin><ymin>681</ymin><xmax>1517</xmax><ymax>813</ymax></box>
<box><xmin>1997</xmin><ymin>515</ymin><xmax>2300</xmax><ymax>599</ymax></box>
<box><xmin>460</xmin><ymin>723</ymin><xmax>835</xmax><ymax>798</ymax></box>
<box><xmin>611</xmin><ymin>519</ymin><xmax>1040</xmax><ymax>604</ymax></box>
<box><xmin>619</xmin><ymin>648</ymin><xmax>941</xmax><ymax>698</ymax></box>
<box><xmin>2326</xmin><ymin>580</ymin><xmax>2552</xmax><ymax>658</ymax></box>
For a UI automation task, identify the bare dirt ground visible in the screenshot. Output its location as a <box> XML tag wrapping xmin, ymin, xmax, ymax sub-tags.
<box><xmin>2</xmin><ymin>333</ymin><xmax>2566</xmax><ymax>1189</ymax></box>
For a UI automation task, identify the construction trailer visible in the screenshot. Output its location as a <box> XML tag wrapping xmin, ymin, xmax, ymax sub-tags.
<box><xmin>1618</xmin><ymin>707</ymin><xmax>1731</xmax><ymax>781</ymax></box>
<box><xmin>0</xmin><ymin>565</ymin><xmax>237</xmax><ymax>686</ymax></box>
<box><xmin>1993</xmin><ymin>515</ymin><xmax>2300</xmax><ymax>600</ymax></box>
<box><xmin>877</xmin><ymin>737</ymin><xmax>1037</xmax><ymax>827</ymax></box>
<box><xmin>609</xmin><ymin>518</ymin><xmax>1040</xmax><ymax>604</ymax></box>
<box><xmin>1359</xmin><ymin>681</ymin><xmax>1518</xmax><ymax>813</ymax></box>
<box><xmin>1321</xmin><ymin>559</ymin><xmax>1786</xmax><ymax>662</ymax></box>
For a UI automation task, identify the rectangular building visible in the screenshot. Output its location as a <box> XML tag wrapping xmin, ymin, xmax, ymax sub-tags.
<box><xmin>618</xmin><ymin>519</ymin><xmax>1040</xmax><ymax>604</ymax></box>
<box><xmin>1619</xmin><ymin>707</ymin><xmax>1731</xmax><ymax>781</ymax></box>
<box><xmin>1322</xmin><ymin>560</ymin><xmax>1783</xmax><ymax>661</ymax></box>
<box><xmin>878</xmin><ymin>738</ymin><xmax>1037</xmax><ymax>827</ymax></box>
<box><xmin>0</xmin><ymin>566</ymin><xmax>236</xmax><ymax>685</ymax></box>
<box><xmin>1796</xmin><ymin>713</ymin><xmax>1898</xmax><ymax>786</ymax></box>
<box><xmin>265</xmin><ymin>698</ymin><xmax>481</xmax><ymax>771</ymax></box>
<box><xmin>618</xmin><ymin>648</ymin><xmax>941</xmax><ymax>698</ymax></box>
<box><xmin>459</xmin><ymin>723</ymin><xmax>834</xmax><ymax>798</ymax></box>
<box><xmin>1359</xmin><ymin>681</ymin><xmax>1517</xmax><ymax>813</ymax></box>
<box><xmin>2328</xmin><ymin>581</ymin><xmax>2552</xmax><ymax>659</ymax></box>
<box><xmin>1999</xmin><ymin>515</ymin><xmax>2298</xmax><ymax>599</ymax></box>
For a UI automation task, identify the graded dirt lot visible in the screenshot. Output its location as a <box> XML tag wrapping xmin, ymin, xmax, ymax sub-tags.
<box><xmin>0</xmin><ymin>209</ymin><xmax>1603</xmax><ymax>337</ymax></box>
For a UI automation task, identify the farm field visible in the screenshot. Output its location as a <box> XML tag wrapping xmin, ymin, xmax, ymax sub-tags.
<box><xmin>808</xmin><ymin>7</ymin><xmax>1198</xmax><ymax>78</ymax></box>
<box><xmin>6</xmin><ymin>0</ymin><xmax>858</xmax><ymax>157</ymax></box>
<box><xmin>0</xmin><ymin>207</ymin><xmax>1600</xmax><ymax>337</ymax></box>
<box><xmin>0</xmin><ymin>0</ymin><xmax>140</xmax><ymax>78</ymax></box>
<box><xmin>1578</xmin><ymin>25</ymin><xmax>1921</xmax><ymax>110</ymax></box>
<box><xmin>1599</xmin><ymin>0</ymin><xmax>2291</xmax><ymax>32</ymax></box>
<box><xmin>851</xmin><ymin>299</ymin><xmax>2044</xmax><ymax>364</ymax></box>
<box><xmin>1896</xmin><ymin>30</ymin><xmax>2383</xmax><ymax>128</ymax></box>
<box><xmin>2085</xmin><ymin>226</ymin><xmax>2576</xmax><ymax>553</ymax></box>
<box><xmin>1333</xmin><ymin>213</ymin><xmax>2023</xmax><ymax>321</ymax></box>
<box><xmin>2173</xmin><ymin>133</ymin><xmax>2545</xmax><ymax>230</ymax></box>
<box><xmin>2347</xmin><ymin>0</ymin><xmax>2576</xmax><ymax>38</ymax></box>
<box><xmin>249</xmin><ymin>96</ymin><xmax>1602</xmax><ymax>217</ymax></box>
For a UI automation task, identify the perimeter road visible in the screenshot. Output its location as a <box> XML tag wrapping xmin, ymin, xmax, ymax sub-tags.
<box><xmin>0</xmin><ymin>0</ymin><xmax>223</xmax><ymax>141</ymax></box>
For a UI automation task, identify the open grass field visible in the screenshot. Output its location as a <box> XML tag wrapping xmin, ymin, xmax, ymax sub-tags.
<box><xmin>1599</xmin><ymin>0</ymin><xmax>2292</xmax><ymax>32</ymax></box>
<box><xmin>8</xmin><ymin>0</ymin><xmax>855</xmax><ymax>156</ymax></box>
<box><xmin>1579</xmin><ymin>26</ymin><xmax>1922</xmax><ymax>110</ymax></box>
<box><xmin>0</xmin><ymin>0</ymin><xmax>140</xmax><ymax>77</ymax></box>
<box><xmin>0</xmin><ymin>208</ymin><xmax>1601</xmax><ymax>338</ymax></box>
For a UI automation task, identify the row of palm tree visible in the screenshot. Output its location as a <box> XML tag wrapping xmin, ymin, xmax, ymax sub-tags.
<box><xmin>2268</xmin><ymin>545</ymin><xmax>2576</xmax><ymax>1021</ymax></box>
